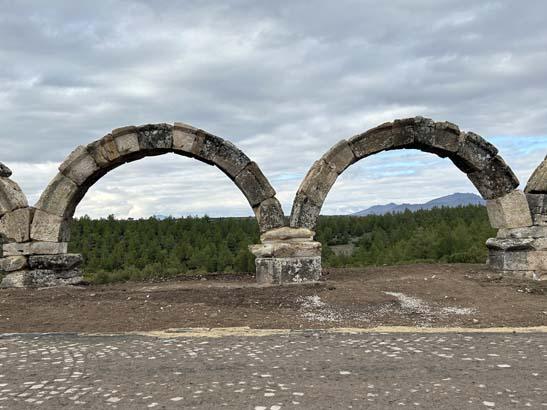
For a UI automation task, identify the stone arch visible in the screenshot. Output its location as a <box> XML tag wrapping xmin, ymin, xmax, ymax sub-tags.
<box><xmin>30</xmin><ymin>122</ymin><xmax>285</xmax><ymax>244</ymax></box>
<box><xmin>290</xmin><ymin>116</ymin><xmax>527</xmax><ymax>231</ymax></box>
<box><xmin>0</xmin><ymin>162</ymin><xmax>31</xmax><ymax>245</ymax></box>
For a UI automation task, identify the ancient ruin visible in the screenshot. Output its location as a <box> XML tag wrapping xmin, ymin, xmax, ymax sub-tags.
<box><xmin>1</xmin><ymin>117</ymin><xmax>545</xmax><ymax>287</ymax></box>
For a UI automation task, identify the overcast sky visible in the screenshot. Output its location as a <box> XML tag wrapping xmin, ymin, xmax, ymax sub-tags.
<box><xmin>1</xmin><ymin>0</ymin><xmax>546</xmax><ymax>218</ymax></box>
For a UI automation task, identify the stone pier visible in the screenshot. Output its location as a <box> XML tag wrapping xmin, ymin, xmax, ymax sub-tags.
<box><xmin>486</xmin><ymin>156</ymin><xmax>547</xmax><ymax>280</ymax></box>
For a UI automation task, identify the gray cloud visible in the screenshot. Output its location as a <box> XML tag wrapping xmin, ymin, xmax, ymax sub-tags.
<box><xmin>1</xmin><ymin>0</ymin><xmax>546</xmax><ymax>218</ymax></box>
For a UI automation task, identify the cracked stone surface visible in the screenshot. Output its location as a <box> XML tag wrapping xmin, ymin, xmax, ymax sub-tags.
<box><xmin>0</xmin><ymin>331</ymin><xmax>545</xmax><ymax>409</ymax></box>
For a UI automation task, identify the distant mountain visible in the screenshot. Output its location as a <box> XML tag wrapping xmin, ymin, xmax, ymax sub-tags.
<box><xmin>352</xmin><ymin>193</ymin><xmax>485</xmax><ymax>216</ymax></box>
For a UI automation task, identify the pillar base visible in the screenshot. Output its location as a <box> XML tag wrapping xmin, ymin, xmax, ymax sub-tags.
<box><xmin>255</xmin><ymin>256</ymin><xmax>322</xmax><ymax>285</ymax></box>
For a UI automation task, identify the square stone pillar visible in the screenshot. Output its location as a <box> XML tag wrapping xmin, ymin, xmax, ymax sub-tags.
<box><xmin>250</xmin><ymin>227</ymin><xmax>322</xmax><ymax>285</ymax></box>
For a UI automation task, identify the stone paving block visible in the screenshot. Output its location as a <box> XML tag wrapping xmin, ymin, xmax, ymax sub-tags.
<box><xmin>0</xmin><ymin>255</ymin><xmax>27</xmax><ymax>272</ymax></box>
<box><xmin>525</xmin><ymin>156</ymin><xmax>547</xmax><ymax>193</ymax></box>
<box><xmin>253</xmin><ymin>198</ymin><xmax>285</xmax><ymax>233</ymax></box>
<box><xmin>234</xmin><ymin>162</ymin><xmax>276</xmax><ymax>207</ymax></box>
<box><xmin>486</xmin><ymin>190</ymin><xmax>533</xmax><ymax>229</ymax></box>
<box><xmin>30</xmin><ymin>209</ymin><xmax>71</xmax><ymax>242</ymax></box>
<box><xmin>59</xmin><ymin>145</ymin><xmax>100</xmax><ymax>186</ymax></box>
<box><xmin>35</xmin><ymin>173</ymin><xmax>79</xmax><ymax>218</ymax></box>
<box><xmin>0</xmin><ymin>207</ymin><xmax>32</xmax><ymax>243</ymax></box>
<box><xmin>0</xmin><ymin>178</ymin><xmax>28</xmax><ymax>216</ymax></box>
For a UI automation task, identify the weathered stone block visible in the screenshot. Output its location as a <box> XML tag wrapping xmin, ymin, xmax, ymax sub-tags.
<box><xmin>297</xmin><ymin>160</ymin><xmax>338</xmax><ymax>207</ymax></box>
<box><xmin>137</xmin><ymin>124</ymin><xmax>173</xmax><ymax>151</ymax></box>
<box><xmin>0</xmin><ymin>255</ymin><xmax>27</xmax><ymax>272</ymax></box>
<box><xmin>28</xmin><ymin>253</ymin><xmax>83</xmax><ymax>271</ymax></box>
<box><xmin>526</xmin><ymin>193</ymin><xmax>547</xmax><ymax>222</ymax></box>
<box><xmin>30</xmin><ymin>209</ymin><xmax>71</xmax><ymax>242</ymax></box>
<box><xmin>261</xmin><ymin>227</ymin><xmax>315</xmax><ymax>243</ymax></box>
<box><xmin>30</xmin><ymin>242</ymin><xmax>68</xmax><ymax>255</ymax></box>
<box><xmin>253</xmin><ymin>198</ymin><xmax>285</xmax><ymax>233</ymax></box>
<box><xmin>35</xmin><ymin>173</ymin><xmax>79</xmax><ymax>218</ymax></box>
<box><xmin>525</xmin><ymin>156</ymin><xmax>547</xmax><ymax>194</ymax></box>
<box><xmin>113</xmin><ymin>127</ymin><xmax>140</xmax><ymax>156</ymax></box>
<box><xmin>529</xmin><ymin>251</ymin><xmax>547</xmax><ymax>271</ymax></box>
<box><xmin>234</xmin><ymin>162</ymin><xmax>276</xmax><ymax>207</ymax></box>
<box><xmin>59</xmin><ymin>145</ymin><xmax>100</xmax><ymax>186</ymax></box>
<box><xmin>2</xmin><ymin>242</ymin><xmax>31</xmax><ymax>256</ymax></box>
<box><xmin>467</xmin><ymin>156</ymin><xmax>519</xmax><ymax>200</ymax></box>
<box><xmin>322</xmin><ymin>140</ymin><xmax>356</xmax><ymax>174</ymax></box>
<box><xmin>172</xmin><ymin>122</ymin><xmax>197</xmax><ymax>154</ymax></box>
<box><xmin>497</xmin><ymin>226</ymin><xmax>547</xmax><ymax>239</ymax></box>
<box><xmin>0</xmin><ymin>207</ymin><xmax>32</xmax><ymax>243</ymax></box>
<box><xmin>453</xmin><ymin>132</ymin><xmax>498</xmax><ymax>173</ymax></box>
<box><xmin>486</xmin><ymin>237</ymin><xmax>534</xmax><ymax>251</ymax></box>
<box><xmin>488</xmin><ymin>250</ymin><xmax>529</xmax><ymax>271</ymax></box>
<box><xmin>486</xmin><ymin>190</ymin><xmax>533</xmax><ymax>229</ymax></box>
<box><xmin>0</xmin><ymin>269</ymin><xmax>83</xmax><ymax>288</ymax></box>
<box><xmin>0</xmin><ymin>178</ymin><xmax>28</xmax><ymax>216</ymax></box>
<box><xmin>87</xmin><ymin>134</ymin><xmax>122</xmax><ymax>168</ymax></box>
<box><xmin>289</xmin><ymin>193</ymin><xmax>321</xmax><ymax>230</ymax></box>
<box><xmin>0</xmin><ymin>162</ymin><xmax>12</xmax><ymax>177</ymax></box>
<box><xmin>250</xmin><ymin>241</ymin><xmax>321</xmax><ymax>258</ymax></box>
<box><xmin>349</xmin><ymin>128</ymin><xmax>394</xmax><ymax>159</ymax></box>
<box><xmin>255</xmin><ymin>256</ymin><xmax>321</xmax><ymax>284</ymax></box>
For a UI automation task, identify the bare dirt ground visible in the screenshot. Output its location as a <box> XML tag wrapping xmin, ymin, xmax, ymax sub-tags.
<box><xmin>1</xmin><ymin>264</ymin><xmax>546</xmax><ymax>333</ymax></box>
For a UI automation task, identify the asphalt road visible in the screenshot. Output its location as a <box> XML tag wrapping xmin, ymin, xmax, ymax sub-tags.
<box><xmin>0</xmin><ymin>330</ymin><xmax>545</xmax><ymax>409</ymax></box>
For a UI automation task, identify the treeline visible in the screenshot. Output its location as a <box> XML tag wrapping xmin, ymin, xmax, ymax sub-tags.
<box><xmin>68</xmin><ymin>205</ymin><xmax>495</xmax><ymax>283</ymax></box>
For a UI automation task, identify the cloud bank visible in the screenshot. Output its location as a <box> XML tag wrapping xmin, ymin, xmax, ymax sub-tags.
<box><xmin>1</xmin><ymin>0</ymin><xmax>546</xmax><ymax>218</ymax></box>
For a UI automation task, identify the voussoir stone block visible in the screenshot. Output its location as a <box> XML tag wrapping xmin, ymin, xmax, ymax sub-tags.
<box><xmin>297</xmin><ymin>159</ymin><xmax>338</xmax><ymax>207</ymax></box>
<box><xmin>59</xmin><ymin>145</ymin><xmax>100</xmax><ymax>186</ymax></box>
<box><xmin>322</xmin><ymin>140</ymin><xmax>357</xmax><ymax>174</ymax></box>
<box><xmin>349</xmin><ymin>127</ymin><xmax>394</xmax><ymax>159</ymax></box>
<box><xmin>0</xmin><ymin>255</ymin><xmax>28</xmax><ymax>272</ymax></box>
<box><xmin>112</xmin><ymin>126</ymin><xmax>140</xmax><ymax>156</ymax></box>
<box><xmin>486</xmin><ymin>190</ymin><xmax>533</xmax><ymax>229</ymax></box>
<box><xmin>87</xmin><ymin>134</ymin><xmax>122</xmax><ymax>168</ymax></box>
<box><xmin>453</xmin><ymin>132</ymin><xmax>498</xmax><ymax>173</ymax></box>
<box><xmin>253</xmin><ymin>198</ymin><xmax>285</xmax><ymax>233</ymax></box>
<box><xmin>31</xmin><ymin>209</ymin><xmax>71</xmax><ymax>242</ymax></box>
<box><xmin>0</xmin><ymin>207</ymin><xmax>33</xmax><ymax>243</ymax></box>
<box><xmin>28</xmin><ymin>254</ymin><xmax>83</xmax><ymax>271</ymax></box>
<box><xmin>0</xmin><ymin>178</ymin><xmax>28</xmax><ymax>216</ymax></box>
<box><xmin>35</xmin><ymin>173</ymin><xmax>79</xmax><ymax>218</ymax></box>
<box><xmin>0</xmin><ymin>162</ymin><xmax>12</xmax><ymax>178</ymax></box>
<box><xmin>525</xmin><ymin>156</ymin><xmax>547</xmax><ymax>194</ymax></box>
<box><xmin>234</xmin><ymin>162</ymin><xmax>276</xmax><ymax>207</ymax></box>
<box><xmin>172</xmin><ymin>122</ymin><xmax>197</xmax><ymax>154</ymax></box>
<box><xmin>137</xmin><ymin>124</ymin><xmax>173</xmax><ymax>151</ymax></box>
<box><xmin>467</xmin><ymin>155</ymin><xmax>519</xmax><ymax>200</ymax></box>
<box><xmin>289</xmin><ymin>193</ymin><xmax>321</xmax><ymax>230</ymax></box>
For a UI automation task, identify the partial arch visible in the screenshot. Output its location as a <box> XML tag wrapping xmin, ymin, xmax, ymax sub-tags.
<box><xmin>30</xmin><ymin>123</ymin><xmax>285</xmax><ymax>242</ymax></box>
<box><xmin>290</xmin><ymin>117</ymin><xmax>521</xmax><ymax>231</ymax></box>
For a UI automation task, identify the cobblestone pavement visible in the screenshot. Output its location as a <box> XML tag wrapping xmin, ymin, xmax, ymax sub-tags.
<box><xmin>0</xmin><ymin>331</ymin><xmax>545</xmax><ymax>409</ymax></box>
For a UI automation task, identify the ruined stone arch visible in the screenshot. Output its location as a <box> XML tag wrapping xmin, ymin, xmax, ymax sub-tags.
<box><xmin>290</xmin><ymin>117</ymin><xmax>529</xmax><ymax>231</ymax></box>
<box><xmin>30</xmin><ymin>122</ymin><xmax>285</xmax><ymax>243</ymax></box>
